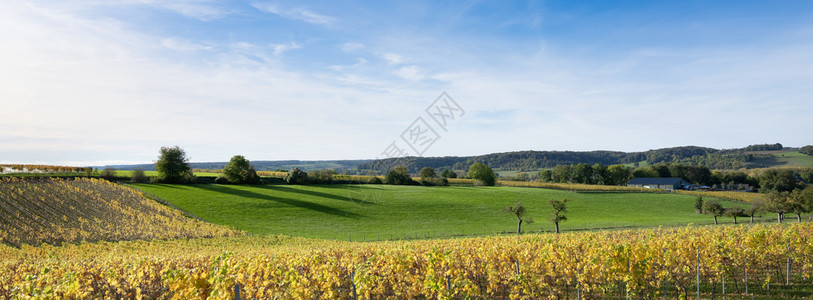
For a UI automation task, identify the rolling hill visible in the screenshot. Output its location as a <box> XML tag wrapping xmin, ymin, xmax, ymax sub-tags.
<box><xmin>0</xmin><ymin>178</ymin><xmax>240</xmax><ymax>246</ymax></box>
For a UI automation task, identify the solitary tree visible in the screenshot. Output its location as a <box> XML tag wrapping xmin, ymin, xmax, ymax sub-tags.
<box><xmin>155</xmin><ymin>146</ymin><xmax>192</xmax><ymax>183</ymax></box>
<box><xmin>504</xmin><ymin>200</ymin><xmax>533</xmax><ymax>234</ymax></box>
<box><xmin>790</xmin><ymin>186</ymin><xmax>813</xmax><ymax>222</ymax></box>
<box><xmin>549</xmin><ymin>198</ymin><xmax>568</xmax><ymax>234</ymax></box>
<box><xmin>723</xmin><ymin>208</ymin><xmax>745</xmax><ymax>224</ymax></box>
<box><xmin>284</xmin><ymin>167</ymin><xmax>308</xmax><ymax>184</ymax></box>
<box><xmin>130</xmin><ymin>168</ymin><xmax>147</xmax><ymax>183</ymax></box>
<box><xmin>419</xmin><ymin>167</ymin><xmax>437</xmax><ymax>185</ymax></box>
<box><xmin>223</xmin><ymin>155</ymin><xmax>260</xmax><ymax>184</ymax></box>
<box><xmin>702</xmin><ymin>200</ymin><xmax>724</xmax><ymax>225</ymax></box>
<box><xmin>100</xmin><ymin>167</ymin><xmax>116</xmax><ymax>180</ymax></box>
<box><xmin>744</xmin><ymin>199</ymin><xmax>765</xmax><ymax>223</ymax></box>
<box><xmin>468</xmin><ymin>162</ymin><xmax>496</xmax><ymax>186</ymax></box>
<box><xmin>385</xmin><ymin>166</ymin><xmax>414</xmax><ymax>185</ymax></box>
<box><xmin>766</xmin><ymin>191</ymin><xmax>793</xmax><ymax>223</ymax></box>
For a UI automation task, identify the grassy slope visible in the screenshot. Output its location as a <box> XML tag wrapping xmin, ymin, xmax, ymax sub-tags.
<box><xmin>131</xmin><ymin>184</ymin><xmax>753</xmax><ymax>239</ymax></box>
<box><xmin>746</xmin><ymin>150</ymin><xmax>813</xmax><ymax>168</ymax></box>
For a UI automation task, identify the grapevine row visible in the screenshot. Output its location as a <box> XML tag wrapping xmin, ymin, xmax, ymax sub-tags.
<box><xmin>0</xmin><ymin>223</ymin><xmax>809</xmax><ymax>299</ymax></box>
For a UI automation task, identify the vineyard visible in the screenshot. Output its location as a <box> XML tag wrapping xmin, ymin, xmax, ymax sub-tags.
<box><xmin>0</xmin><ymin>178</ymin><xmax>241</xmax><ymax>247</ymax></box>
<box><xmin>0</xmin><ymin>223</ymin><xmax>810</xmax><ymax>299</ymax></box>
<box><xmin>497</xmin><ymin>180</ymin><xmax>662</xmax><ymax>192</ymax></box>
<box><xmin>676</xmin><ymin>189</ymin><xmax>765</xmax><ymax>203</ymax></box>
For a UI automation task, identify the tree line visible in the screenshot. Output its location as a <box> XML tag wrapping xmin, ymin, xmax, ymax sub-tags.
<box><xmin>356</xmin><ymin>144</ymin><xmax>790</xmax><ymax>174</ymax></box>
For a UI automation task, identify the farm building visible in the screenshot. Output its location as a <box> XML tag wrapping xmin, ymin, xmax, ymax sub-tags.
<box><xmin>626</xmin><ymin>177</ymin><xmax>688</xmax><ymax>190</ymax></box>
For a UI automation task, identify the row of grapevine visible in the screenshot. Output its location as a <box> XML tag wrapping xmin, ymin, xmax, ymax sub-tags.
<box><xmin>497</xmin><ymin>180</ymin><xmax>662</xmax><ymax>192</ymax></box>
<box><xmin>676</xmin><ymin>189</ymin><xmax>764</xmax><ymax>203</ymax></box>
<box><xmin>0</xmin><ymin>178</ymin><xmax>242</xmax><ymax>246</ymax></box>
<box><xmin>1</xmin><ymin>223</ymin><xmax>809</xmax><ymax>299</ymax></box>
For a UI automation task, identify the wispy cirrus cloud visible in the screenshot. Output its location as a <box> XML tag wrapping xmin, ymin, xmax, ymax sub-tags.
<box><xmin>340</xmin><ymin>42</ymin><xmax>365</xmax><ymax>52</ymax></box>
<box><xmin>141</xmin><ymin>0</ymin><xmax>232</xmax><ymax>21</ymax></box>
<box><xmin>379</xmin><ymin>53</ymin><xmax>403</xmax><ymax>65</ymax></box>
<box><xmin>251</xmin><ymin>2</ymin><xmax>335</xmax><ymax>25</ymax></box>
<box><xmin>271</xmin><ymin>42</ymin><xmax>301</xmax><ymax>55</ymax></box>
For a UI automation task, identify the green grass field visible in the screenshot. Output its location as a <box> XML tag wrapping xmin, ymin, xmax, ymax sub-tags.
<box><xmin>746</xmin><ymin>150</ymin><xmax>813</xmax><ymax>168</ymax></box>
<box><xmin>130</xmin><ymin>184</ymin><xmax>754</xmax><ymax>239</ymax></box>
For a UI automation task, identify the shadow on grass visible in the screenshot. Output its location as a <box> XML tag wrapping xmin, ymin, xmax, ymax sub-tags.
<box><xmin>135</xmin><ymin>183</ymin><xmax>186</xmax><ymax>190</ymax></box>
<box><xmin>193</xmin><ymin>184</ymin><xmax>365</xmax><ymax>219</ymax></box>
<box><xmin>254</xmin><ymin>184</ymin><xmax>378</xmax><ymax>205</ymax></box>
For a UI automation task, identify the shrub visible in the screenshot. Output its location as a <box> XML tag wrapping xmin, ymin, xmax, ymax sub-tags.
<box><xmin>308</xmin><ymin>169</ymin><xmax>335</xmax><ymax>184</ymax></box>
<box><xmin>284</xmin><ymin>168</ymin><xmax>308</xmax><ymax>184</ymax></box>
<box><xmin>385</xmin><ymin>166</ymin><xmax>415</xmax><ymax>185</ymax></box>
<box><xmin>419</xmin><ymin>167</ymin><xmax>438</xmax><ymax>186</ymax></box>
<box><xmin>368</xmin><ymin>176</ymin><xmax>383</xmax><ymax>184</ymax></box>
<box><xmin>243</xmin><ymin>167</ymin><xmax>260</xmax><ymax>184</ymax></box>
<box><xmin>131</xmin><ymin>169</ymin><xmax>147</xmax><ymax>183</ymax></box>
<box><xmin>215</xmin><ymin>176</ymin><xmax>230</xmax><ymax>184</ymax></box>
<box><xmin>440</xmin><ymin>169</ymin><xmax>457</xmax><ymax>178</ymax></box>
<box><xmin>100</xmin><ymin>167</ymin><xmax>116</xmax><ymax>180</ymax></box>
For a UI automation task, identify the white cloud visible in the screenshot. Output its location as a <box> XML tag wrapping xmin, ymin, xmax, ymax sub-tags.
<box><xmin>394</xmin><ymin>65</ymin><xmax>423</xmax><ymax>81</ymax></box>
<box><xmin>380</xmin><ymin>53</ymin><xmax>403</xmax><ymax>65</ymax></box>
<box><xmin>271</xmin><ymin>42</ymin><xmax>301</xmax><ymax>55</ymax></box>
<box><xmin>161</xmin><ymin>38</ymin><xmax>214</xmax><ymax>52</ymax></box>
<box><xmin>144</xmin><ymin>0</ymin><xmax>231</xmax><ymax>21</ymax></box>
<box><xmin>251</xmin><ymin>2</ymin><xmax>334</xmax><ymax>25</ymax></box>
<box><xmin>328</xmin><ymin>58</ymin><xmax>368</xmax><ymax>71</ymax></box>
<box><xmin>340</xmin><ymin>42</ymin><xmax>365</xmax><ymax>52</ymax></box>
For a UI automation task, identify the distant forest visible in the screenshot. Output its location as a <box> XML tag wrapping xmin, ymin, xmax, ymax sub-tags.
<box><xmin>357</xmin><ymin>144</ymin><xmax>787</xmax><ymax>173</ymax></box>
<box><xmin>102</xmin><ymin>143</ymin><xmax>791</xmax><ymax>174</ymax></box>
<box><xmin>106</xmin><ymin>160</ymin><xmax>369</xmax><ymax>172</ymax></box>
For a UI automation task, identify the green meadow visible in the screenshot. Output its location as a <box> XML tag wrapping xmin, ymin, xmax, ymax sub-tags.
<box><xmin>131</xmin><ymin>184</ymin><xmax>753</xmax><ymax>240</ymax></box>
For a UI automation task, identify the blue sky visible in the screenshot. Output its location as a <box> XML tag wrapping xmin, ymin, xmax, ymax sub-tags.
<box><xmin>1</xmin><ymin>1</ymin><xmax>812</xmax><ymax>166</ymax></box>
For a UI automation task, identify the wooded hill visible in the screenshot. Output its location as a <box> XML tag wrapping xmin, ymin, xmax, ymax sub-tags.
<box><xmin>104</xmin><ymin>160</ymin><xmax>370</xmax><ymax>172</ymax></box>
<box><xmin>357</xmin><ymin>144</ymin><xmax>788</xmax><ymax>173</ymax></box>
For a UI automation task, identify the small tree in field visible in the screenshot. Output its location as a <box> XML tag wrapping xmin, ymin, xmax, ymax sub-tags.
<box><xmin>385</xmin><ymin>166</ymin><xmax>414</xmax><ymax>185</ymax></box>
<box><xmin>100</xmin><ymin>167</ymin><xmax>116</xmax><ymax>180</ymax></box>
<box><xmin>131</xmin><ymin>168</ymin><xmax>147</xmax><ymax>183</ymax></box>
<box><xmin>468</xmin><ymin>162</ymin><xmax>496</xmax><ymax>186</ymax></box>
<box><xmin>155</xmin><ymin>146</ymin><xmax>193</xmax><ymax>183</ymax></box>
<box><xmin>549</xmin><ymin>198</ymin><xmax>568</xmax><ymax>234</ymax></box>
<box><xmin>702</xmin><ymin>200</ymin><xmax>724</xmax><ymax>225</ymax></box>
<box><xmin>419</xmin><ymin>167</ymin><xmax>437</xmax><ymax>185</ymax></box>
<box><xmin>723</xmin><ymin>208</ymin><xmax>745</xmax><ymax>224</ymax></box>
<box><xmin>766</xmin><ymin>191</ymin><xmax>792</xmax><ymax>223</ymax></box>
<box><xmin>503</xmin><ymin>200</ymin><xmax>533</xmax><ymax>234</ymax></box>
<box><xmin>284</xmin><ymin>168</ymin><xmax>308</xmax><ymax>184</ymax></box>
<box><xmin>790</xmin><ymin>186</ymin><xmax>813</xmax><ymax>222</ymax></box>
<box><xmin>744</xmin><ymin>199</ymin><xmax>765</xmax><ymax>223</ymax></box>
<box><xmin>223</xmin><ymin>155</ymin><xmax>260</xmax><ymax>184</ymax></box>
